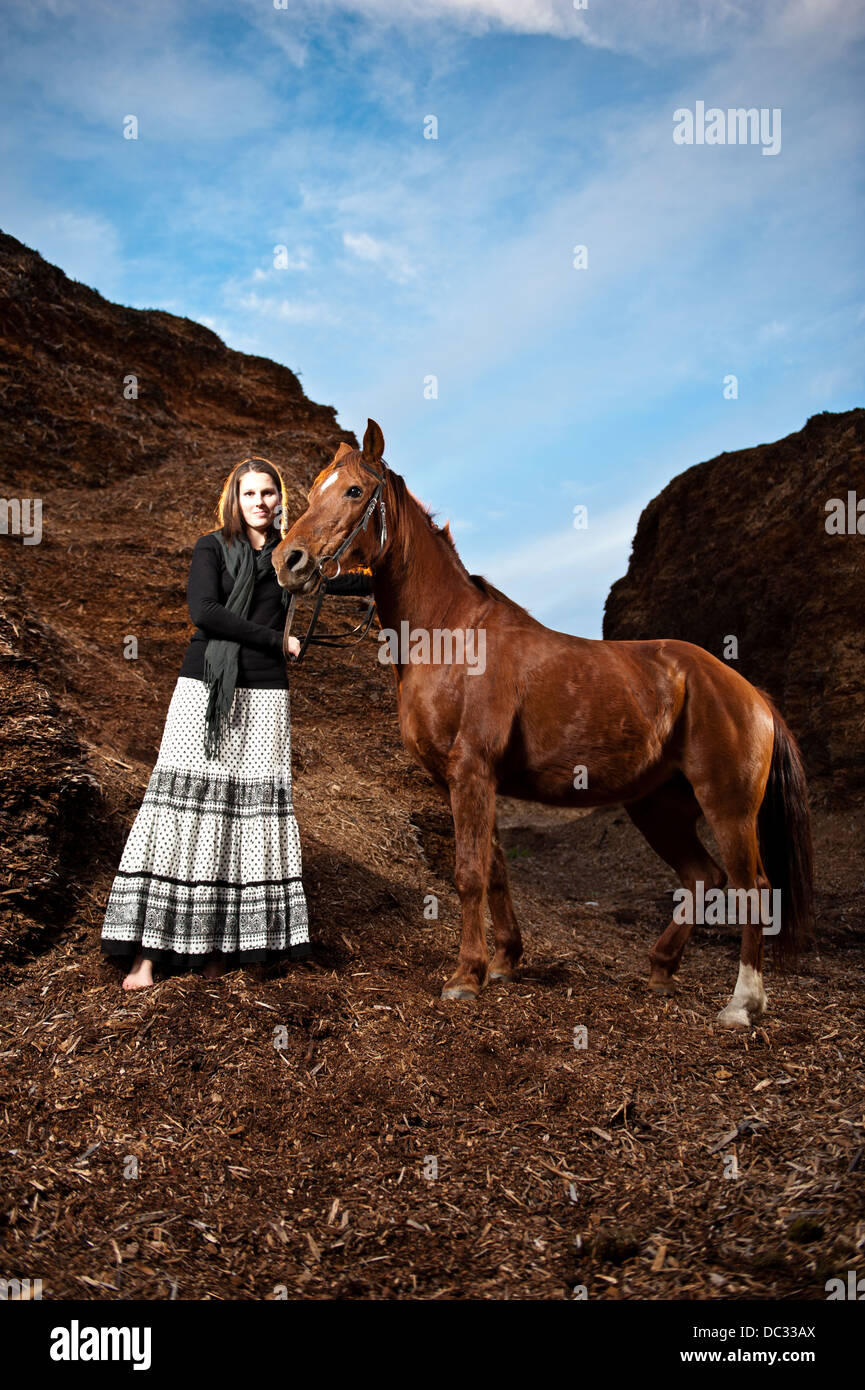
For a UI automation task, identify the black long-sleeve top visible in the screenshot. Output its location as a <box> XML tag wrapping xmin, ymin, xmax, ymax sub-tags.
<box><xmin>178</xmin><ymin>531</ymin><xmax>374</xmax><ymax>688</ymax></box>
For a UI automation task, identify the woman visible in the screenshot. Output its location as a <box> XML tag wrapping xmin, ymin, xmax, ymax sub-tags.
<box><xmin>100</xmin><ymin>455</ymin><xmax>371</xmax><ymax>990</ymax></box>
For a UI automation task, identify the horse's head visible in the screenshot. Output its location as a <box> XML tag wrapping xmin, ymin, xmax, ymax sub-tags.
<box><xmin>274</xmin><ymin>419</ymin><xmax>388</xmax><ymax>593</ymax></box>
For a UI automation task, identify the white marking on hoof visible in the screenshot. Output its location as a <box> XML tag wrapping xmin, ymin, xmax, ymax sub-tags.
<box><xmin>719</xmin><ymin>962</ymin><xmax>767</xmax><ymax>1029</ymax></box>
<box><xmin>716</xmin><ymin>1004</ymin><xmax>753</xmax><ymax>1030</ymax></box>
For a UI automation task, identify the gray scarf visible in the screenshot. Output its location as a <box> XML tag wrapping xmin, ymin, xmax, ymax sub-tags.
<box><xmin>202</xmin><ymin>530</ymin><xmax>289</xmax><ymax>759</ymax></box>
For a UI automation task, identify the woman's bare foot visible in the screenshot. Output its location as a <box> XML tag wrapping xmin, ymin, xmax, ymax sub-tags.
<box><xmin>202</xmin><ymin>954</ymin><xmax>227</xmax><ymax>979</ymax></box>
<box><xmin>122</xmin><ymin>953</ymin><xmax>154</xmax><ymax>991</ymax></box>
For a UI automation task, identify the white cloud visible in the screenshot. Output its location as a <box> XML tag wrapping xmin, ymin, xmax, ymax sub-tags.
<box><xmin>344</xmin><ymin>231</ymin><xmax>386</xmax><ymax>261</ymax></box>
<box><xmin>3</xmin><ymin>0</ymin><xmax>275</xmax><ymax>141</ymax></box>
<box><xmin>343</xmin><ymin>231</ymin><xmax>415</xmax><ymax>282</ymax></box>
<box><xmin>235</xmin><ymin>290</ymin><xmax>341</xmax><ymax>326</ymax></box>
<box><xmin>277</xmin><ymin>0</ymin><xmax>865</xmax><ymax>55</ymax></box>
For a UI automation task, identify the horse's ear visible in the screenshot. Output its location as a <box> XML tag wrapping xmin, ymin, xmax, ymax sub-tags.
<box><xmin>332</xmin><ymin>441</ymin><xmax>354</xmax><ymax>464</ymax></box>
<box><xmin>362</xmin><ymin>419</ymin><xmax>385</xmax><ymax>464</ymax></box>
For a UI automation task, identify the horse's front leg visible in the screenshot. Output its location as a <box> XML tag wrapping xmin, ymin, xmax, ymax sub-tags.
<box><xmin>441</xmin><ymin>758</ymin><xmax>496</xmax><ymax>1002</ymax></box>
<box><xmin>487</xmin><ymin>820</ymin><xmax>523</xmax><ymax>981</ymax></box>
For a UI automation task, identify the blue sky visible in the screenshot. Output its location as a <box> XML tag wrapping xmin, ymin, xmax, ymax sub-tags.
<box><xmin>2</xmin><ymin>0</ymin><xmax>864</xmax><ymax>635</ymax></box>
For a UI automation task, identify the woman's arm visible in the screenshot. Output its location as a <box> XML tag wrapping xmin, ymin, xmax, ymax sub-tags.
<box><xmin>323</xmin><ymin>571</ymin><xmax>374</xmax><ymax>597</ymax></box>
<box><xmin>187</xmin><ymin>537</ymin><xmax>283</xmax><ymax>651</ymax></box>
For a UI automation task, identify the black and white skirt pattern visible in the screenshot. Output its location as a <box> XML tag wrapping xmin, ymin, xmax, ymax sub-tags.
<box><xmin>101</xmin><ymin>676</ymin><xmax>310</xmax><ymax>972</ymax></box>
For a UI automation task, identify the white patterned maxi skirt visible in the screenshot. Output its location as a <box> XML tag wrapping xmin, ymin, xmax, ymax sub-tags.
<box><xmin>100</xmin><ymin>676</ymin><xmax>310</xmax><ymax>972</ymax></box>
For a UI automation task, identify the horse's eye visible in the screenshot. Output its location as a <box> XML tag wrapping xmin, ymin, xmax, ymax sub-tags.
<box><xmin>345</xmin><ymin>486</ymin><xmax>363</xmax><ymax>499</ymax></box>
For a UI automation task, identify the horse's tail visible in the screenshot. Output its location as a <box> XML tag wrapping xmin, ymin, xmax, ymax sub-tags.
<box><xmin>757</xmin><ymin>702</ymin><xmax>815</xmax><ymax>964</ymax></box>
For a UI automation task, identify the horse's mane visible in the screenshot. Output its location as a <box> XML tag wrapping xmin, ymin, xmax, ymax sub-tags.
<box><xmin>466</xmin><ymin>573</ymin><xmax>534</xmax><ymax>619</ymax></box>
<box><xmin>325</xmin><ymin>448</ymin><xmax>534</xmax><ymax>620</ymax></box>
<box><xmin>385</xmin><ymin>464</ymin><xmax>534</xmax><ymax>621</ymax></box>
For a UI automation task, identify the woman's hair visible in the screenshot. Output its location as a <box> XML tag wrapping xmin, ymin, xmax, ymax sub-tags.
<box><xmin>212</xmin><ymin>457</ymin><xmax>289</xmax><ymax>547</ymax></box>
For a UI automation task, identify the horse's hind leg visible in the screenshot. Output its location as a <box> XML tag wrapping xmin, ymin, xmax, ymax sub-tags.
<box><xmin>487</xmin><ymin>818</ymin><xmax>523</xmax><ymax>982</ymax></box>
<box><xmin>698</xmin><ymin>811</ymin><xmax>770</xmax><ymax>1030</ymax></box>
<box><xmin>626</xmin><ymin>778</ymin><xmax>726</xmax><ymax>992</ymax></box>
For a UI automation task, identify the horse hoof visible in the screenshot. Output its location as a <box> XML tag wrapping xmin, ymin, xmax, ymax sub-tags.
<box><xmin>488</xmin><ymin>970</ymin><xmax>515</xmax><ymax>983</ymax></box>
<box><xmin>648</xmin><ymin>976</ymin><xmax>676</xmax><ymax>994</ymax></box>
<box><xmin>441</xmin><ymin>984</ymin><xmax>479</xmax><ymax>1002</ymax></box>
<box><xmin>716</xmin><ymin>1005</ymin><xmax>753</xmax><ymax>1030</ymax></box>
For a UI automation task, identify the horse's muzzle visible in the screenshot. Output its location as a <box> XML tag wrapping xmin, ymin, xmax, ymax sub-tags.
<box><xmin>274</xmin><ymin>544</ymin><xmax>319</xmax><ymax>593</ymax></box>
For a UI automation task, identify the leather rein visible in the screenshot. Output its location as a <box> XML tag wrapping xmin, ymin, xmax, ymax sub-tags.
<box><xmin>282</xmin><ymin>459</ymin><xmax>387</xmax><ymax>665</ymax></box>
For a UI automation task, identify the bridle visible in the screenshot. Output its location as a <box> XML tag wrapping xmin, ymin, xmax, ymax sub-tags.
<box><xmin>282</xmin><ymin>458</ymin><xmax>387</xmax><ymax>664</ymax></box>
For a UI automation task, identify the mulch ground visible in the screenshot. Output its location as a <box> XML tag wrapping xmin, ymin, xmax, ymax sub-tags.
<box><xmin>2</xmin><ymin>656</ymin><xmax>863</xmax><ymax>1299</ymax></box>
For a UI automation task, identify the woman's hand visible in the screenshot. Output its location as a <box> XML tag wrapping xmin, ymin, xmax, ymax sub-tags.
<box><xmin>286</xmin><ymin>635</ymin><xmax>301</xmax><ymax>660</ymax></box>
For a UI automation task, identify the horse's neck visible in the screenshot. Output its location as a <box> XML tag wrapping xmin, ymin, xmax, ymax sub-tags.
<box><xmin>372</xmin><ymin>492</ymin><xmax>473</xmax><ymax>634</ymax></box>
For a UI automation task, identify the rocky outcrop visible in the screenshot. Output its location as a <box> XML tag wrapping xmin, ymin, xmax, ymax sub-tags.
<box><xmin>603</xmin><ymin>409</ymin><xmax>865</xmax><ymax>799</ymax></box>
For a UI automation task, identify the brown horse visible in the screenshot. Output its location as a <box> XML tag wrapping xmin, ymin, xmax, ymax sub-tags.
<box><xmin>274</xmin><ymin>421</ymin><xmax>814</xmax><ymax>1029</ymax></box>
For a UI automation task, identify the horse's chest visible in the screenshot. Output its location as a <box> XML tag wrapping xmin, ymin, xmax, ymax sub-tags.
<box><xmin>396</xmin><ymin>689</ymin><xmax>451</xmax><ymax>777</ymax></box>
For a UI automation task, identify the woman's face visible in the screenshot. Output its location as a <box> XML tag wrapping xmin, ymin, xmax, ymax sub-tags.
<box><xmin>239</xmin><ymin>471</ymin><xmax>280</xmax><ymax>537</ymax></box>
